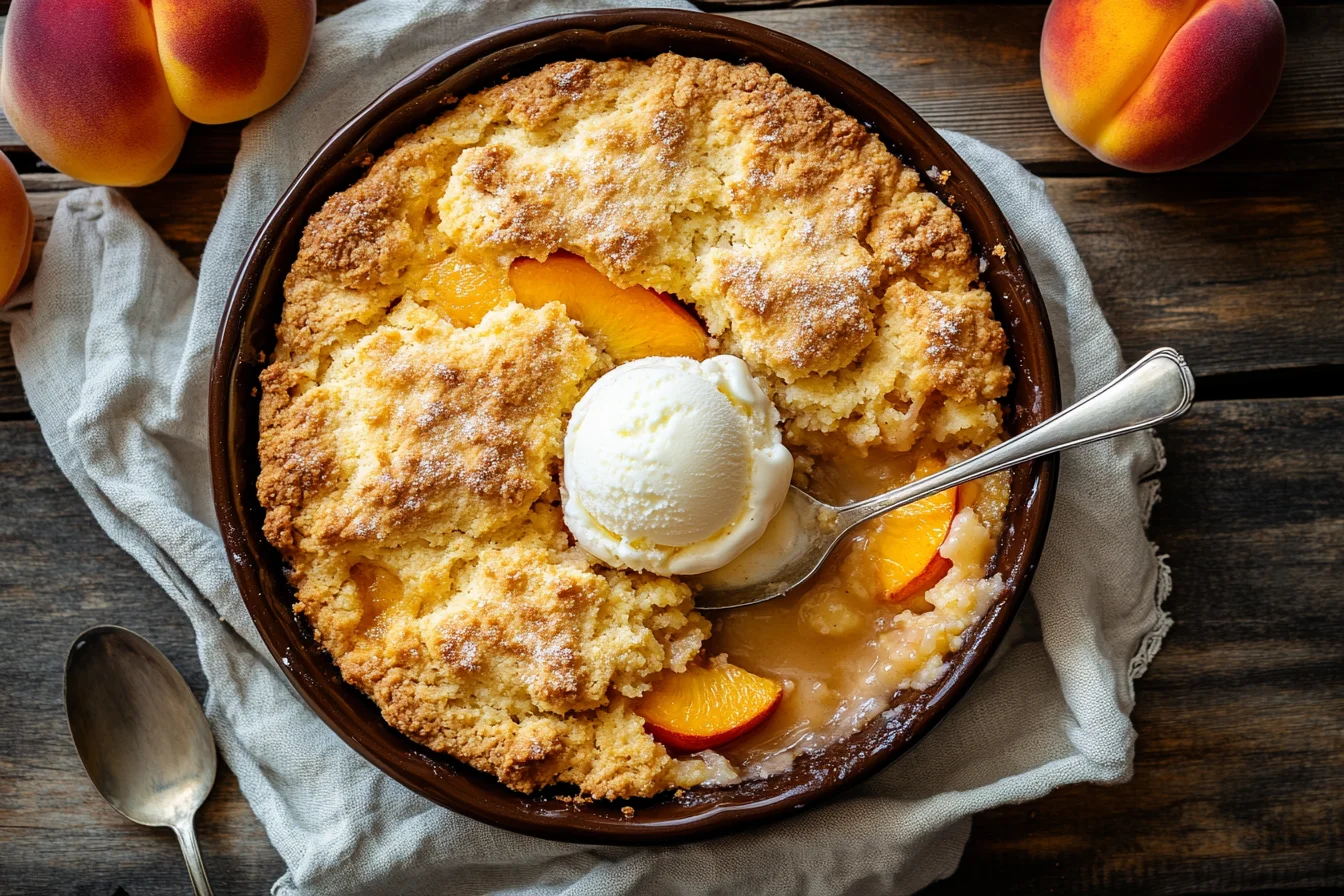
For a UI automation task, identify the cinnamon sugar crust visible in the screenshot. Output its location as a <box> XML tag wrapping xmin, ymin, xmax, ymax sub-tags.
<box><xmin>258</xmin><ymin>53</ymin><xmax>1011</xmax><ymax>799</ymax></box>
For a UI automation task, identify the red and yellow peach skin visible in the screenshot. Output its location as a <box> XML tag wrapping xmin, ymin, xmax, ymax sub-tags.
<box><xmin>1041</xmin><ymin>0</ymin><xmax>1286</xmax><ymax>172</ymax></box>
<box><xmin>153</xmin><ymin>0</ymin><xmax>316</xmax><ymax>126</ymax></box>
<box><xmin>0</xmin><ymin>0</ymin><xmax>315</xmax><ymax>186</ymax></box>
<box><xmin>1</xmin><ymin>0</ymin><xmax>190</xmax><ymax>187</ymax></box>
<box><xmin>0</xmin><ymin>151</ymin><xmax>34</xmax><ymax>307</ymax></box>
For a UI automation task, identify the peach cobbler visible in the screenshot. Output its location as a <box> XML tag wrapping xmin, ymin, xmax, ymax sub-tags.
<box><xmin>257</xmin><ymin>54</ymin><xmax>1012</xmax><ymax>800</ymax></box>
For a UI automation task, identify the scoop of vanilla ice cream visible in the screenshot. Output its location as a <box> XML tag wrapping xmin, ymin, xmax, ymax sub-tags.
<box><xmin>562</xmin><ymin>356</ymin><xmax>793</xmax><ymax>575</ymax></box>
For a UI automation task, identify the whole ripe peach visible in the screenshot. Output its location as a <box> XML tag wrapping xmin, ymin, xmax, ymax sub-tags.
<box><xmin>153</xmin><ymin>0</ymin><xmax>316</xmax><ymax>126</ymax></box>
<box><xmin>0</xmin><ymin>0</ymin><xmax>315</xmax><ymax>186</ymax></box>
<box><xmin>1</xmin><ymin>0</ymin><xmax>190</xmax><ymax>187</ymax></box>
<box><xmin>0</xmin><ymin>152</ymin><xmax>34</xmax><ymax>307</ymax></box>
<box><xmin>1041</xmin><ymin>0</ymin><xmax>1286</xmax><ymax>172</ymax></box>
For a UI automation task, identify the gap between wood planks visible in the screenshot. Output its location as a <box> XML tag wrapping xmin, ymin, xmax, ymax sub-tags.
<box><xmin>1195</xmin><ymin>366</ymin><xmax>1344</xmax><ymax>402</ymax></box>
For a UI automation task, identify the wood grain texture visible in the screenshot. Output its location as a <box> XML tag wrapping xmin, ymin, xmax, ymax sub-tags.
<box><xmin>0</xmin><ymin>336</ymin><xmax>18</xmax><ymax>416</ymax></box>
<box><xmin>1042</xmin><ymin>173</ymin><xmax>1344</xmax><ymax>377</ymax></box>
<box><xmin>1</xmin><ymin>398</ymin><xmax>1340</xmax><ymax>893</ymax></box>
<box><xmin>0</xmin><ymin>421</ymin><xmax>284</xmax><ymax>894</ymax></box>
<box><xmin>3</xmin><ymin>5</ymin><xmax>1342</xmax><ymax>175</ymax></box>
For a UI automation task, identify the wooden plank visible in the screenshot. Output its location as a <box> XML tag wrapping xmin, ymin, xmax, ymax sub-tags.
<box><xmin>3</xmin><ymin>6</ymin><xmax>1342</xmax><ymax>174</ymax></box>
<box><xmin>3</xmin><ymin>166</ymin><xmax>1340</xmax><ymax>415</ymax></box>
<box><xmin>933</xmin><ymin>396</ymin><xmax>1344</xmax><ymax>894</ymax></box>
<box><xmin>0</xmin><ymin>420</ymin><xmax>285</xmax><ymax>894</ymax></box>
<box><xmin>0</xmin><ymin>331</ymin><xmax>18</xmax><ymax>416</ymax></box>
<box><xmin>1043</xmin><ymin>173</ymin><xmax>1344</xmax><ymax>377</ymax></box>
<box><xmin>1</xmin><ymin>397</ymin><xmax>1340</xmax><ymax>892</ymax></box>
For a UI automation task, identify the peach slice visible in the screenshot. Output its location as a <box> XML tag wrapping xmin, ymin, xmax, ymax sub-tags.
<box><xmin>417</xmin><ymin>255</ymin><xmax>513</xmax><ymax>328</ymax></box>
<box><xmin>0</xmin><ymin>153</ymin><xmax>34</xmax><ymax>307</ymax></box>
<box><xmin>350</xmin><ymin>561</ymin><xmax>417</xmax><ymax>640</ymax></box>
<box><xmin>870</xmin><ymin>458</ymin><xmax>958</xmax><ymax>602</ymax></box>
<box><xmin>509</xmin><ymin>253</ymin><xmax>710</xmax><ymax>362</ymax></box>
<box><xmin>635</xmin><ymin>662</ymin><xmax>782</xmax><ymax>751</ymax></box>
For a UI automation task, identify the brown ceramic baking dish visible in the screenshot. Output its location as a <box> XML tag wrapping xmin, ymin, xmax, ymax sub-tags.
<box><xmin>209</xmin><ymin>8</ymin><xmax>1060</xmax><ymax>844</ymax></box>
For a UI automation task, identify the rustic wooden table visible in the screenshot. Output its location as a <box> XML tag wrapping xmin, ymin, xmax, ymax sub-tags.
<box><xmin>1</xmin><ymin>1</ymin><xmax>1340</xmax><ymax>893</ymax></box>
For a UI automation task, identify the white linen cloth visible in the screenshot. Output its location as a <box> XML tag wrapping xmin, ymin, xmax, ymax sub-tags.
<box><xmin>4</xmin><ymin>1</ymin><xmax>1171</xmax><ymax>893</ymax></box>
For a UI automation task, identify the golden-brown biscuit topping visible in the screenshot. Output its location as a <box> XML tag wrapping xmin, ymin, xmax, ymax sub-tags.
<box><xmin>258</xmin><ymin>53</ymin><xmax>1011</xmax><ymax>799</ymax></box>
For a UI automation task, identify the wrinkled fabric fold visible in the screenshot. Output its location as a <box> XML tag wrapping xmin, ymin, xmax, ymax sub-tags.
<box><xmin>5</xmin><ymin>2</ymin><xmax>1169</xmax><ymax>894</ymax></box>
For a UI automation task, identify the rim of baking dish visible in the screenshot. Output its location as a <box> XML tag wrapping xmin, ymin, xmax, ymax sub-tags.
<box><xmin>210</xmin><ymin>8</ymin><xmax>1060</xmax><ymax>845</ymax></box>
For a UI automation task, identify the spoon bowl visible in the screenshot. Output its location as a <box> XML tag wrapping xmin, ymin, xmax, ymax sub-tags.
<box><xmin>65</xmin><ymin>625</ymin><xmax>216</xmax><ymax>895</ymax></box>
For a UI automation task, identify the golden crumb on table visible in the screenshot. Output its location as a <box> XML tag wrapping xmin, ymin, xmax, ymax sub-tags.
<box><xmin>258</xmin><ymin>52</ymin><xmax>1011</xmax><ymax>800</ymax></box>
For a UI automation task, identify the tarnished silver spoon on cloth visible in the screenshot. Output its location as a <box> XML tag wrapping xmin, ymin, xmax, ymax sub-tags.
<box><xmin>65</xmin><ymin>625</ymin><xmax>216</xmax><ymax>896</ymax></box>
<box><xmin>691</xmin><ymin>347</ymin><xmax>1194</xmax><ymax>610</ymax></box>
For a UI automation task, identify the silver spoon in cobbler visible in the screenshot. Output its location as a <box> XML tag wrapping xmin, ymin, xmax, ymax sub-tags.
<box><xmin>689</xmin><ymin>347</ymin><xmax>1194</xmax><ymax>610</ymax></box>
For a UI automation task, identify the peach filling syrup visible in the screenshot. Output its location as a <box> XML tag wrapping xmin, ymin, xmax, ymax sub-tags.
<box><xmin>703</xmin><ymin>450</ymin><xmax>1009</xmax><ymax>781</ymax></box>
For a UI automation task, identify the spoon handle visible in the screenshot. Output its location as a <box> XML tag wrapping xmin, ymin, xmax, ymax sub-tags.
<box><xmin>173</xmin><ymin>817</ymin><xmax>214</xmax><ymax>896</ymax></box>
<box><xmin>836</xmin><ymin>347</ymin><xmax>1195</xmax><ymax>531</ymax></box>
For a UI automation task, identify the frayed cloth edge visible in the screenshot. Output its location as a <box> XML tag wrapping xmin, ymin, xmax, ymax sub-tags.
<box><xmin>1130</xmin><ymin>432</ymin><xmax>1172</xmax><ymax>681</ymax></box>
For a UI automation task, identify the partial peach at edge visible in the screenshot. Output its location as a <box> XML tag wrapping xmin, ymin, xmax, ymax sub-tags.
<box><xmin>871</xmin><ymin>458</ymin><xmax>958</xmax><ymax>602</ymax></box>
<box><xmin>635</xmin><ymin>662</ymin><xmax>783</xmax><ymax>752</ymax></box>
<box><xmin>416</xmin><ymin>256</ymin><xmax>515</xmax><ymax>328</ymax></box>
<box><xmin>1041</xmin><ymin>0</ymin><xmax>1286</xmax><ymax>172</ymax></box>
<box><xmin>510</xmin><ymin>253</ymin><xmax>711</xmax><ymax>362</ymax></box>
<box><xmin>0</xmin><ymin>0</ymin><xmax>189</xmax><ymax>187</ymax></box>
<box><xmin>153</xmin><ymin>0</ymin><xmax>317</xmax><ymax>125</ymax></box>
<box><xmin>350</xmin><ymin>561</ymin><xmax>419</xmax><ymax>641</ymax></box>
<box><xmin>0</xmin><ymin>152</ymin><xmax>34</xmax><ymax>307</ymax></box>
